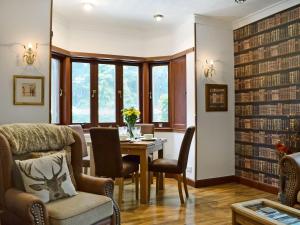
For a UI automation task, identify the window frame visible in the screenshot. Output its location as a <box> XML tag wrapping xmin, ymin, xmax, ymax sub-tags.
<box><xmin>149</xmin><ymin>62</ymin><xmax>171</xmax><ymax>128</ymax></box>
<box><xmin>69</xmin><ymin>58</ymin><xmax>143</xmax><ymax>127</ymax></box>
<box><xmin>50</xmin><ymin>54</ymin><xmax>64</xmax><ymax>124</ymax></box>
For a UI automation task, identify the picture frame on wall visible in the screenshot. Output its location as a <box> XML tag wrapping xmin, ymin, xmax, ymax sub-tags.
<box><xmin>205</xmin><ymin>84</ymin><xmax>228</xmax><ymax>112</ymax></box>
<box><xmin>13</xmin><ymin>75</ymin><xmax>44</xmax><ymax>105</ymax></box>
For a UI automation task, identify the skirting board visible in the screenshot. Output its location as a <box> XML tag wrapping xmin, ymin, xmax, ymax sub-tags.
<box><xmin>165</xmin><ymin>174</ymin><xmax>278</xmax><ymax>194</ymax></box>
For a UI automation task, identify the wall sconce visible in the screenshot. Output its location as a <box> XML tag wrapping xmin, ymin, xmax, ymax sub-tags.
<box><xmin>204</xmin><ymin>59</ymin><xmax>215</xmax><ymax>78</ymax></box>
<box><xmin>23</xmin><ymin>43</ymin><xmax>37</xmax><ymax>65</ymax></box>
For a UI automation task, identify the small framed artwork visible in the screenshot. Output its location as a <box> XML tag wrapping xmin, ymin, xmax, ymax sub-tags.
<box><xmin>205</xmin><ymin>84</ymin><xmax>228</xmax><ymax>112</ymax></box>
<box><xmin>13</xmin><ymin>75</ymin><xmax>44</xmax><ymax>105</ymax></box>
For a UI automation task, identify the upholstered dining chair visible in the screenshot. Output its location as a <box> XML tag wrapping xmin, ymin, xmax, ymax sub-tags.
<box><xmin>90</xmin><ymin>127</ymin><xmax>140</xmax><ymax>205</ymax></box>
<box><xmin>148</xmin><ymin>126</ymin><xmax>195</xmax><ymax>204</ymax></box>
<box><xmin>69</xmin><ymin>125</ymin><xmax>90</xmax><ymax>174</ymax></box>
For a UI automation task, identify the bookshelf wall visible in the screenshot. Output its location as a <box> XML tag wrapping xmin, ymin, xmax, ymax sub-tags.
<box><xmin>234</xmin><ymin>4</ymin><xmax>300</xmax><ymax>188</ymax></box>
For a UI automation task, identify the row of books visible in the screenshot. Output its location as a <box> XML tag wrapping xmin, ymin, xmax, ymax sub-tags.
<box><xmin>234</xmin><ymin>55</ymin><xmax>300</xmax><ymax>78</ymax></box>
<box><xmin>234</xmin><ymin>22</ymin><xmax>300</xmax><ymax>52</ymax></box>
<box><xmin>236</xmin><ymin>157</ymin><xmax>279</xmax><ymax>176</ymax></box>
<box><xmin>235</xmin><ymin>86</ymin><xmax>298</xmax><ymax>103</ymax></box>
<box><xmin>235</xmin><ymin>118</ymin><xmax>300</xmax><ymax>131</ymax></box>
<box><xmin>235</xmin><ymin>38</ymin><xmax>300</xmax><ymax>65</ymax></box>
<box><xmin>236</xmin><ymin>131</ymin><xmax>300</xmax><ymax>149</ymax></box>
<box><xmin>236</xmin><ymin>169</ymin><xmax>279</xmax><ymax>187</ymax></box>
<box><xmin>236</xmin><ymin>131</ymin><xmax>284</xmax><ymax>145</ymax></box>
<box><xmin>235</xmin><ymin>103</ymin><xmax>300</xmax><ymax>116</ymax></box>
<box><xmin>235</xmin><ymin>70</ymin><xmax>300</xmax><ymax>91</ymax></box>
<box><xmin>235</xmin><ymin>143</ymin><xmax>279</xmax><ymax>160</ymax></box>
<box><xmin>234</xmin><ymin>6</ymin><xmax>300</xmax><ymax>40</ymax></box>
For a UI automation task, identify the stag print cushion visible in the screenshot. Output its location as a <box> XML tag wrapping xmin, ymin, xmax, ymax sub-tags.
<box><xmin>16</xmin><ymin>152</ymin><xmax>77</xmax><ymax>203</ymax></box>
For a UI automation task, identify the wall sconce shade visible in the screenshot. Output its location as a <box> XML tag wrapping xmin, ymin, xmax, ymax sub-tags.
<box><xmin>23</xmin><ymin>43</ymin><xmax>37</xmax><ymax>65</ymax></box>
<box><xmin>204</xmin><ymin>59</ymin><xmax>215</xmax><ymax>78</ymax></box>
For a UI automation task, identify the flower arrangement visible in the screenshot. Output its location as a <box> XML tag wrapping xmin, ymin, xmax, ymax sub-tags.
<box><xmin>122</xmin><ymin>107</ymin><xmax>140</xmax><ymax>138</ymax></box>
<box><xmin>275</xmin><ymin>142</ymin><xmax>290</xmax><ymax>158</ymax></box>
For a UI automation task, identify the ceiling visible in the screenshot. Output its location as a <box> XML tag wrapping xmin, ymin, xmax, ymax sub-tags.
<box><xmin>53</xmin><ymin>0</ymin><xmax>284</xmax><ymax>30</ymax></box>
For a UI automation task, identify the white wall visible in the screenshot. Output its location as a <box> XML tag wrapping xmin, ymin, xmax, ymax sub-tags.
<box><xmin>0</xmin><ymin>0</ymin><xmax>51</xmax><ymax>124</ymax></box>
<box><xmin>195</xmin><ymin>16</ymin><xmax>235</xmax><ymax>180</ymax></box>
<box><xmin>52</xmin><ymin>13</ymin><xmax>194</xmax><ymax>57</ymax></box>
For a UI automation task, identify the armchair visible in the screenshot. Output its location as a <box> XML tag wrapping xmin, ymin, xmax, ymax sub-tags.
<box><xmin>279</xmin><ymin>152</ymin><xmax>300</xmax><ymax>207</ymax></box>
<box><xmin>0</xmin><ymin>124</ymin><xmax>120</xmax><ymax>225</ymax></box>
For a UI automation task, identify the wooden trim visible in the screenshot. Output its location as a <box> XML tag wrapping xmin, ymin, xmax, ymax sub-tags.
<box><xmin>194</xmin><ymin>176</ymin><xmax>237</xmax><ymax>188</ymax></box>
<box><xmin>49</xmin><ymin>0</ymin><xmax>53</xmax><ymax>123</ymax></box>
<box><xmin>144</xmin><ymin>47</ymin><xmax>195</xmax><ymax>62</ymax></box>
<box><xmin>52</xmin><ymin>46</ymin><xmax>71</xmax><ymax>56</ymax></box>
<box><xmin>51</xmin><ymin>45</ymin><xmax>195</xmax><ymax>63</ymax></box>
<box><xmin>237</xmin><ymin>177</ymin><xmax>279</xmax><ymax>194</ymax></box>
<box><xmin>61</xmin><ymin>57</ymin><xmax>71</xmax><ymax>124</ymax></box>
<box><xmin>142</xmin><ymin>62</ymin><xmax>150</xmax><ymax>123</ymax></box>
<box><xmin>71</xmin><ymin>51</ymin><xmax>145</xmax><ymax>62</ymax></box>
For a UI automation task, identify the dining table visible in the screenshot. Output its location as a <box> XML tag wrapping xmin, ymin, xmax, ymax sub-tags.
<box><xmin>85</xmin><ymin>134</ymin><xmax>167</xmax><ymax>204</ymax></box>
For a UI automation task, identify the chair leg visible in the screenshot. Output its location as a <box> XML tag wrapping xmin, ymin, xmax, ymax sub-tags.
<box><xmin>183</xmin><ymin>171</ymin><xmax>189</xmax><ymax>198</ymax></box>
<box><xmin>116</xmin><ymin>178</ymin><xmax>124</xmax><ymax>206</ymax></box>
<box><xmin>83</xmin><ymin>167</ymin><xmax>88</xmax><ymax>175</ymax></box>
<box><xmin>148</xmin><ymin>171</ymin><xmax>153</xmax><ymax>201</ymax></box>
<box><xmin>135</xmin><ymin>172</ymin><xmax>139</xmax><ymax>200</ymax></box>
<box><xmin>156</xmin><ymin>172</ymin><xmax>160</xmax><ymax>196</ymax></box>
<box><xmin>176</xmin><ymin>174</ymin><xmax>184</xmax><ymax>204</ymax></box>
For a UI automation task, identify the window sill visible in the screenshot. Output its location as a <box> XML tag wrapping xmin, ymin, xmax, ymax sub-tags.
<box><xmin>154</xmin><ymin>127</ymin><xmax>186</xmax><ymax>133</ymax></box>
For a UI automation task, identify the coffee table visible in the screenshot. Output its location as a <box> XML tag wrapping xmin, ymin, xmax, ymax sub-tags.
<box><xmin>232</xmin><ymin>199</ymin><xmax>300</xmax><ymax>225</ymax></box>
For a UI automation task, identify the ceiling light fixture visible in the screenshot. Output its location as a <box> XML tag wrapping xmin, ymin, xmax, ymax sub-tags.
<box><xmin>154</xmin><ymin>14</ymin><xmax>164</xmax><ymax>22</ymax></box>
<box><xmin>235</xmin><ymin>0</ymin><xmax>247</xmax><ymax>3</ymax></box>
<box><xmin>83</xmin><ymin>2</ymin><xmax>94</xmax><ymax>11</ymax></box>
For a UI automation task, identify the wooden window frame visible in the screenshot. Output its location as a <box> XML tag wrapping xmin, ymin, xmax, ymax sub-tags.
<box><xmin>149</xmin><ymin>62</ymin><xmax>171</xmax><ymax>128</ymax></box>
<box><xmin>69</xmin><ymin>58</ymin><xmax>143</xmax><ymax>128</ymax></box>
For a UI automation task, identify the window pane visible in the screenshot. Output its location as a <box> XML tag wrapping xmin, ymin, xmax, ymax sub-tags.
<box><xmin>98</xmin><ymin>64</ymin><xmax>116</xmax><ymax>123</ymax></box>
<box><xmin>51</xmin><ymin>58</ymin><xmax>60</xmax><ymax>124</ymax></box>
<box><xmin>152</xmin><ymin>65</ymin><xmax>169</xmax><ymax>122</ymax></box>
<box><xmin>123</xmin><ymin>65</ymin><xmax>139</xmax><ymax>110</ymax></box>
<box><xmin>72</xmin><ymin>62</ymin><xmax>91</xmax><ymax>123</ymax></box>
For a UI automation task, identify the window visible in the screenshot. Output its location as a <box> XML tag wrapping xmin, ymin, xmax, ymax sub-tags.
<box><xmin>72</xmin><ymin>62</ymin><xmax>91</xmax><ymax>123</ymax></box>
<box><xmin>98</xmin><ymin>64</ymin><xmax>116</xmax><ymax>123</ymax></box>
<box><xmin>123</xmin><ymin>65</ymin><xmax>140</xmax><ymax>110</ymax></box>
<box><xmin>151</xmin><ymin>64</ymin><xmax>169</xmax><ymax>124</ymax></box>
<box><xmin>50</xmin><ymin>58</ymin><xmax>61</xmax><ymax>124</ymax></box>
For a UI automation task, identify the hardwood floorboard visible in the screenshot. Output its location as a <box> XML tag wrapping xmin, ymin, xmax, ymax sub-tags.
<box><xmin>115</xmin><ymin>178</ymin><xmax>277</xmax><ymax>225</ymax></box>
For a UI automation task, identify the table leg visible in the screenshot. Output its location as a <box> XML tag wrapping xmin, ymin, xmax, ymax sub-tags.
<box><xmin>89</xmin><ymin>144</ymin><xmax>96</xmax><ymax>176</ymax></box>
<box><xmin>158</xmin><ymin>147</ymin><xmax>164</xmax><ymax>190</ymax></box>
<box><xmin>140</xmin><ymin>151</ymin><xmax>149</xmax><ymax>204</ymax></box>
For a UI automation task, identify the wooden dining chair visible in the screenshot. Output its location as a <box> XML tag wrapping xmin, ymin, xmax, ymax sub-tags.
<box><xmin>90</xmin><ymin>127</ymin><xmax>140</xmax><ymax>205</ymax></box>
<box><xmin>68</xmin><ymin>125</ymin><xmax>90</xmax><ymax>174</ymax></box>
<box><xmin>148</xmin><ymin>126</ymin><xmax>195</xmax><ymax>204</ymax></box>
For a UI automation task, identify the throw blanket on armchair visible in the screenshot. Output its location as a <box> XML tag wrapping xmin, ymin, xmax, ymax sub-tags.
<box><xmin>0</xmin><ymin>123</ymin><xmax>75</xmax><ymax>155</ymax></box>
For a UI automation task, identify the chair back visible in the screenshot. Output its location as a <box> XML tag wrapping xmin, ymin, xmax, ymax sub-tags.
<box><xmin>137</xmin><ymin>124</ymin><xmax>154</xmax><ymax>135</ymax></box>
<box><xmin>68</xmin><ymin>125</ymin><xmax>88</xmax><ymax>157</ymax></box>
<box><xmin>90</xmin><ymin>128</ymin><xmax>123</xmax><ymax>178</ymax></box>
<box><xmin>177</xmin><ymin>126</ymin><xmax>195</xmax><ymax>172</ymax></box>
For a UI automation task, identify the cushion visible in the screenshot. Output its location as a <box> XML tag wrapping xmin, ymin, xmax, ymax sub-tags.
<box><xmin>16</xmin><ymin>152</ymin><xmax>77</xmax><ymax>203</ymax></box>
<box><xmin>46</xmin><ymin>191</ymin><xmax>113</xmax><ymax>225</ymax></box>
<box><xmin>0</xmin><ymin>123</ymin><xmax>75</xmax><ymax>155</ymax></box>
<box><xmin>30</xmin><ymin>147</ymin><xmax>77</xmax><ymax>188</ymax></box>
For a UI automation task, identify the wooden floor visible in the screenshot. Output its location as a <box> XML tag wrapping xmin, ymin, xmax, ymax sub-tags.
<box><xmin>116</xmin><ymin>178</ymin><xmax>277</xmax><ymax>225</ymax></box>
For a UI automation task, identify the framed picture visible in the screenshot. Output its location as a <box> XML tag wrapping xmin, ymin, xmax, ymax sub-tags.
<box><xmin>13</xmin><ymin>75</ymin><xmax>44</xmax><ymax>105</ymax></box>
<box><xmin>205</xmin><ymin>84</ymin><xmax>228</xmax><ymax>112</ymax></box>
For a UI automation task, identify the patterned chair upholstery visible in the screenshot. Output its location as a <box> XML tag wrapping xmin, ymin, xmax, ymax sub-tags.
<box><xmin>0</xmin><ymin>124</ymin><xmax>120</xmax><ymax>225</ymax></box>
<box><xmin>279</xmin><ymin>152</ymin><xmax>300</xmax><ymax>207</ymax></box>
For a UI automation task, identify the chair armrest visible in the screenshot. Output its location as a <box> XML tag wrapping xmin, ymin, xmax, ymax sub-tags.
<box><xmin>76</xmin><ymin>174</ymin><xmax>114</xmax><ymax>197</ymax></box>
<box><xmin>5</xmin><ymin>188</ymin><xmax>48</xmax><ymax>225</ymax></box>
<box><xmin>280</xmin><ymin>153</ymin><xmax>300</xmax><ymax>206</ymax></box>
<box><xmin>76</xmin><ymin>174</ymin><xmax>120</xmax><ymax>225</ymax></box>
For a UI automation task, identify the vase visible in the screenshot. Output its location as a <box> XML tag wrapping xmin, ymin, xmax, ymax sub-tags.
<box><xmin>127</xmin><ymin>123</ymin><xmax>135</xmax><ymax>139</ymax></box>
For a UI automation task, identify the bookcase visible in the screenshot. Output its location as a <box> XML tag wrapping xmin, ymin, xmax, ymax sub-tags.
<box><xmin>234</xmin><ymin>4</ymin><xmax>300</xmax><ymax>189</ymax></box>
